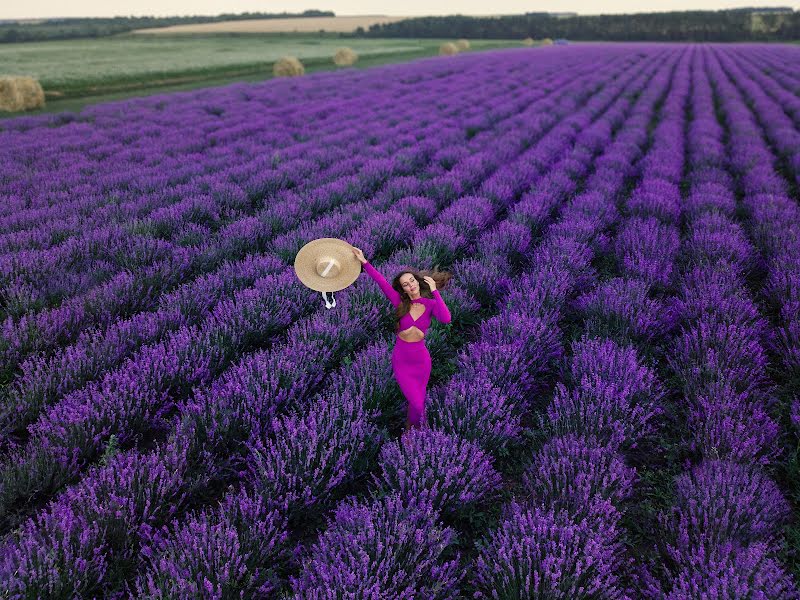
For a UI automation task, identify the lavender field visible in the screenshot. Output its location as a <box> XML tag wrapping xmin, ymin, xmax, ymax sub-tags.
<box><xmin>0</xmin><ymin>42</ymin><xmax>799</xmax><ymax>598</ymax></box>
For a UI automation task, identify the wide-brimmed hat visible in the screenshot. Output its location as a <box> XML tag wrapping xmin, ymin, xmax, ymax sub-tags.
<box><xmin>294</xmin><ymin>237</ymin><xmax>362</xmax><ymax>293</ymax></box>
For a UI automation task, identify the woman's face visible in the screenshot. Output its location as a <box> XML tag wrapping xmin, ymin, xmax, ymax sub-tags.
<box><xmin>399</xmin><ymin>273</ymin><xmax>419</xmax><ymax>296</ymax></box>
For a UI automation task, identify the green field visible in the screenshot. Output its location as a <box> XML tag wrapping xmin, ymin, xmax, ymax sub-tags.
<box><xmin>0</xmin><ymin>34</ymin><xmax>523</xmax><ymax>116</ymax></box>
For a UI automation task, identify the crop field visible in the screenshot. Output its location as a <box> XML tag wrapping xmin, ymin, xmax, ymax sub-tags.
<box><xmin>131</xmin><ymin>15</ymin><xmax>410</xmax><ymax>34</ymax></box>
<box><xmin>0</xmin><ymin>43</ymin><xmax>799</xmax><ymax>597</ymax></box>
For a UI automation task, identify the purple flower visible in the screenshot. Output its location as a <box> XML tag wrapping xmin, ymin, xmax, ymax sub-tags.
<box><xmin>660</xmin><ymin>460</ymin><xmax>790</xmax><ymax>555</ymax></box>
<box><xmin>136</xmin><ymin>490</ymin><xmax>289</xmax><ymax>599</ymax></box>
<box><xmin>614</xmin><ymin>216</ymin><xmax>679</xmax><ymax>288</ymax></box>
<box><xmin>291</xmin><ymin>493</ymin><xmax>462</xmax><ymax>598</ymax></box>
<box><xmin>575</xmin><ymin>277</ymin><xmax>672</xmax><ymax>344</ymax></box>
<box><xmin>523</xmin><ymin>433</ymin><xmax>637</xmax><ymax>518</ymax></box>
<box><xmin>668</xmin><ymin>318</ymin><xmax>768</xmax><ymax>400</ymax></box>
<box><xmin>472</xmin><ymin>502</ymin><xmax>630</xmax><ymax>599</ymax></box>
<box><xmin>373</xmin><ymin>427</ymin><xmax>502</xmax><ymax>518</ymax></box>
<box><xmin>426</xmin><ymin>373</ymin><xmax>523</xmax><ymax>455</ymax></box>
<box><xmin>686</xmin><ymin>380</ymin><xmax>779</xmax><ymax>466</ymax></box>
<box><xmin>247</xmin><ymin>394</ymin><xmax>381</xmax><ymax>516</ymax></box>
<box><xmin>640</xmin><ymin>542</ymin><xmax>799</xmax><ymax>599</ymax></box>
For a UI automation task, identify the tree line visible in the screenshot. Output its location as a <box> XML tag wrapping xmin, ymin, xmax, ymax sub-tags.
<box><xmin>0</xmin><ymin>10</ymin><xmax>335</xmax><ymax>44</ymax></box>
<box><xmin>358</xmin><ymin>8</ymin><xmax>800</xmax><ymax>42</ymax></box>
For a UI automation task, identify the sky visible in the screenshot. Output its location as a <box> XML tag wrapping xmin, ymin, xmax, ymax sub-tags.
<box><xmin>1</xmin><ymin>0</ymin><xmax>797</xmax><ymax>20</ymax></box>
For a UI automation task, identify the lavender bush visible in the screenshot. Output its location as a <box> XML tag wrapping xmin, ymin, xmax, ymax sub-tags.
<box><xmin>373</xmin><ymin>427</ymin><xmax>502</xmax><ymax>518</ymax></box>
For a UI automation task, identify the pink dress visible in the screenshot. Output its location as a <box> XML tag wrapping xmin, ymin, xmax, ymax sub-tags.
<box><xmin>362</xmin><ymin>261</ymin><xmax>452</xmax><ymax>426</ymax></box>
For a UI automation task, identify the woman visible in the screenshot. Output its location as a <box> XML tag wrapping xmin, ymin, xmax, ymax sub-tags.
<box><xmin>351</xmin><ymin>247</ymin><xmax>452</xmax><ymax>431</ymax></box>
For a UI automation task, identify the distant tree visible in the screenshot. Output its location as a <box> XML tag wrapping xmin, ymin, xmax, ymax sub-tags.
<box><xmin>0</xmin><ymin>10</ymin><xmax>337</xmax><ymax>43</ymax></box>
<box><xmin>363</xmin><ymin>8</ymin><xmax>799</xmax><ymax>41</ymax></box>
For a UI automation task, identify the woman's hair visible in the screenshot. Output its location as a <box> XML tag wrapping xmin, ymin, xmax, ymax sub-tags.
<box><xmin>390</xmin><ymin>265</ymin><xmax>453</xmax><ymax>332</ymax></box>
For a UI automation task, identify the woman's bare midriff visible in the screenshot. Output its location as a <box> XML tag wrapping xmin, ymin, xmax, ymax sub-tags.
<box><xmin>398</xmin><ymin>326</ymin><xmax>425</xmax><ymax>342</ymax></box>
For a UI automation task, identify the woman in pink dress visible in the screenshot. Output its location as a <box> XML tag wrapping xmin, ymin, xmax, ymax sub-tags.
<box><xmin>351</xmin><ymin>247</ymin><xmax>452</xmax><ymax>431</ymax></box>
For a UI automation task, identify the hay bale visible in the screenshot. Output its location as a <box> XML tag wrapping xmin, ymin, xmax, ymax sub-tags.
<box><xmin>541</xmin><ymin>37</ymin><xmax>554</xmax><ymax>45</ymax></box>
<box><xmin>273</xmin><ymin>56</ymin><xmax>305</xmax><ymax>77</ymax></box>
<box><xmin>0</xmin><ymin>76</ymin><xmax>44</xmax><ymax>112</ymax></box>
<box><xmin>14</xmin><ymin>77</ymin><xmax>45</xmax><ymax>110</ymax></box>
<box><xmin>522</xmin><ymin>37</ymin><xmax>535</xmax><ymax>46</ymax></box>
<box><xmin>333</xmin><ymin>46</ymin><xmax>358</xmax><ymax>66</ymax></box>
<box><xmin>455</xmin><ymin>39</ymin><xmax>470</xmax><ymax>51</ymax></box>
<box><xmin>439</xmin><ymin>42</ymin><xmax>459</xmax><ymax>56</ymax></box>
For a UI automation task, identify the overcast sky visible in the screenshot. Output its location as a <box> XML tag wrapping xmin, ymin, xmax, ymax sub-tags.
<box><xmin>1</xmin><ymin>0</ymin><xmax>797</xmax><ymax>19</ymax></box>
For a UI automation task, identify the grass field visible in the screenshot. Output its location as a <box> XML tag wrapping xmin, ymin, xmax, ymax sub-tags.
<box><xmin>0</xmin><ymin>34</ymin><xmax>523</xmax><ymax>115</ymax></box>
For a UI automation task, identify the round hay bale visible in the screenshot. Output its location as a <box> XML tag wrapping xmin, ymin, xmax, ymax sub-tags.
<box><xmin>541</xmin><ymin>37</ymin><xmax>554</xmax><ymax>46</ymax></box>
<box><xmin>14</xmin><ymin>76</ymin><xmax>45</xmax><ymax>110</ymax></box>
<box><xmin>522</xmin><ymin>37</ymin><xmax>535</xmax><ymax>47</ymax></box>
<box><xmin>439</xmin><ymin>42</ymin><xmax>459</xmax><ymax>56</ymax></box>
<box><xmin>0</xmin><ymin>77</ymin><xmax>24</xmax><ymax>112</ymax></box>
<box><xmin>455</xmin><ymin>39</ymin><xmax>470</xmax><ymax>51</ymax></box>
<box><xmin>333</xmin><ymin>47</ymin><xmax>358</xmax><ymax>67</ymax></box>
<box><xmin>273</xmin><ymin>56</ymin><xmax>305</xmax><ymax>77</ymax></box>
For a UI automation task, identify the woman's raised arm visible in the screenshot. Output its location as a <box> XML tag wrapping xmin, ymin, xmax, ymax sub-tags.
<box><xmin>362</xmin><ymin>260</ymin><xmax>401</xmax><ymax>308</ymax></box>
<box><xmin>431</xmin><ymin>289</ymin><xmax>451</xmax><ymax>323</ymax></box>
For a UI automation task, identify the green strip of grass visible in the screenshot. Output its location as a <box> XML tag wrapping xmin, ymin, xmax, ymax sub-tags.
<box><xmin>1</xmin><ymin>38</ymin><xmax>524</xmax><ymax>118</ymax></box>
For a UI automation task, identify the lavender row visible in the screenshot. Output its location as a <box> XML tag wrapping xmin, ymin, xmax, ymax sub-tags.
<box><xmin>713</xmin><ymin>47</ymin><xmax>800</xmax><ymax>383</ymax></box>
<box><xmin>0</xmin><ymin>188</ymin><xmax>475</xmax><ymax>599</ymax></box>
<box><xmin>0</xmin><ymin>52</ymin><xmax>502</xmax><ymax>227</ymax></box>
<box><xmin>0</xmin><ymin>125</ymin><xmax>466</xmax><ymax>442</ymax></box>
<box><xmin>0</xmin><ymin>50</ymin><xmax>577</xmax><ymax>246</ymax></box>
<box><xmin>0</xmin><ymin>105</ymin><xmax>415</xmax><ymax>315</ymax></box>
<box><xmin>0</xmin><ymin>131</ymin><xmax>522</xmax><ymax>600</ymax></box>
<box><xmin>471</xmin><ymin>46</ymin><xmax>690</xmax><ymax>598</ymax></box>
<box><xmin>0</xmin><ymin>124</ymin><xmax>427</xmax><ymax>370</ymax></box>
<box><xmin>637</xmin><ymin>45</ymin><xmax>799</xmax><ymax>597</ymax></box>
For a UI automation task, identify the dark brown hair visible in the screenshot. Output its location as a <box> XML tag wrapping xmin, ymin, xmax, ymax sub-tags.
<box><xmin>390</xmin><ymin>265</ymin><xmax>453</xmax><ymax>332</ymax></box>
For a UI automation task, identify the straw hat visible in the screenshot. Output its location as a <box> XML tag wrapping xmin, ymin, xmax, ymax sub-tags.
<box><xmin>294</xmin><ymin>238</ymin><xmax>362</xmax><ymax>293</ymax></box>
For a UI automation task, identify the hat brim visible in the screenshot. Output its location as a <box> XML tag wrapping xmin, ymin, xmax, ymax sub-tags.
<box><xmin>294</xmin><ymin>238</ymin><xmax>362</xmax><ymax>292</ymax></box>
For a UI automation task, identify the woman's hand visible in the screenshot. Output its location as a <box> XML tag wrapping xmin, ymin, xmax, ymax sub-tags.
<box><xmin>423</xmin><ymin>275</ymin><xmax>436</xmax><ymax>292</ymax></box>
<box><xmin>351</xmin><ymin>246</ymin><xmax>367</xmax><ymax>265</ymax></box>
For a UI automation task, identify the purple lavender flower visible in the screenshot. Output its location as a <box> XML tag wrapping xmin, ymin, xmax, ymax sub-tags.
<box><xmin>668</xmin><ymin>318</ymin><xmax>769</xmax><ymax>400</ymax></box>
<box><xmin>640</xmin><ymin>542</ymin><xmax>799</xmax><ymax>599</ymax></box>
<box><xmin>425</xmin><ymin>373</ymin><xmax>523</xmax><ymax>455</ymax></box>
<box><xmin>247</xmin><ymin>394</ymin><xmax>381</xmax><ymax>516</ymax></box>
<box><xmin>373</xmin><ymin>427</ymin><xmax>502</xmax><ymax>518</ymax></box>
<box><xmin>682</xmin><ymin>212</ymin><xmax>754</xmax><ymax>275</ymax></box>
<box><xmin>672</xmin><ymin>264</ymin><xmax>767</xmax><ymax>333</ymax></box>
<box><xmin>575</xmin><ymin>277</ymin><xmax>672</xmax><ymax>344</ymax></box>
<box><xmin>615</xmin><ymin>216</ymin><xmax>679</xmax><ymax>288</ymax></box>
<box><xmin>567</xmin><ymin>335</ymin><xmax>662</xmax><ymax>405</ymax></box>
<box><xmin>456</xmin><ymin>315</ymin><xmax>561</xmax><ymax>400</ymax></box>
<box><xmin>660</xmin><ymin>459</ymin><xmax>791</xmax><ymax>555</ymax></box>
<box><xmin>291</xmin><ymin>493</ymin><xmax>462</xmax><ymax>598</ymax></box>
<box><xmin>545</xmin><ymin>379</ymin><xmax>662</xmax><ymax>452</ymax></box>
<box><xmin>523</xmin><ymin>433</ymin><xmax>637</xmax><ymax>518</ymax></box>
<box><xmin>1</xmin><ymin>506</ymin><xmax>109</xmax><ymax>598</ymax></box>
<box><xmin>687</xmin><ymin>380</ymin><xmax>779</xmax><ymax>466</ymax></box>
<box><xmin>471</xmin><ymin>502</ymin><xmax>630</xmax><ymax>599</ymax></box>
<box><xmin>136</xmin><ymin>490</ymin><xmax>289</xmax><ymax>599</ymax></box>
